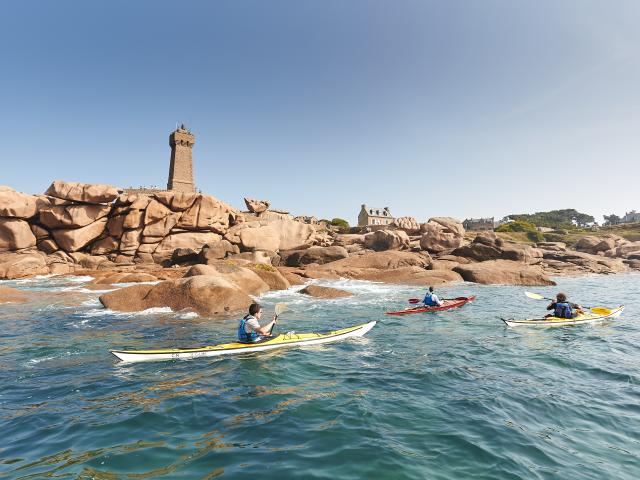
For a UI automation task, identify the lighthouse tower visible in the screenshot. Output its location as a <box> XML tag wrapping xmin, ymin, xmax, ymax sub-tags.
<box><xmin>167</xmin><ymin>124</ymin><xmax>196</xmax><ymax>192</ymax></box>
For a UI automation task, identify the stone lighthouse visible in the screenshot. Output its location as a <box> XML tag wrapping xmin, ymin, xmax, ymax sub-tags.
<box><xmin>167</xmin><ymin>124</ymin><xmax>196</xmax><ymax>192</ymax></box>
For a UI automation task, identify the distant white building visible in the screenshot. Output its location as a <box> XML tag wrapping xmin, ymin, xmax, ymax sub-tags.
<box><xmin>358</xmin><ymin>205</ymin><xmax>394</xmax><ymax>227</ymax></box>
<box><xmin>622</xmin><ymin>210</ymin><xmax>640</xmax><ymax>223</ymax></box>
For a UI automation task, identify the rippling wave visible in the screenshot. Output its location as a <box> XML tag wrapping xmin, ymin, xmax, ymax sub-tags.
<box><xmin>0</xmin><ymin>274</ymin><xmax>638</xmax><ymax>479</ymax></box>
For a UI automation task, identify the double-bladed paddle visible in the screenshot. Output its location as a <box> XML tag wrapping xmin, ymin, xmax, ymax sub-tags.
<box><xmin>524</xmin><ymin>291</ymin><xmax>611</xmax><ymax>315</ymax></box>
<box><xmin>268</xmin><ymin>303</ymin><xmax>288</xmax><ymax>335</ymax></box>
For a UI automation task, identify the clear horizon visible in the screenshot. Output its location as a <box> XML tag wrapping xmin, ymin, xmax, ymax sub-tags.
<box><xmin>1</xmin><ymin>1</ymin><xmax>638</xmax><ymax>226</ymax></box>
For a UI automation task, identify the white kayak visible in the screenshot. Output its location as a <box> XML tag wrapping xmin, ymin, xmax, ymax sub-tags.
<box><xmin>502</xmin><ymin>306</ymin><xmax>624</xmax><ymax>327</ymax></box>
<box><xmin>111</xmin><ymin>321</ymin><xmax>376</xmax><ymax>363</ymax></box>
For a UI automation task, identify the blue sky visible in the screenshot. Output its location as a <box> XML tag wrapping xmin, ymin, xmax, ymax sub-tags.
<box><xmin>1</xmin><ymin>1</ymin><xmax>638</xmax><ymax>225</ymax></box>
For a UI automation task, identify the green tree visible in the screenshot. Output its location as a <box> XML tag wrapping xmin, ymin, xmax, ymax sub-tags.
<box><xmin>603</xmin><ymin>214</ymin><xmax>621</xmax><ymax>226</ymax></box>
<box><xmin>330</xmin><ymin>218</ymin><xmax>350</xmax><ymax>232</ymax></box>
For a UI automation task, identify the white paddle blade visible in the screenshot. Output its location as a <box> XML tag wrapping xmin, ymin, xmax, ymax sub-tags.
<box><xmin>525</xmin><ymin>291</ymin><xmax>545</xmax><ymax>300</ymax></box>
<box><xmin>275</xmin><ymin>303</ymin><xmax>288</xmax><ymax>316</ymax></box>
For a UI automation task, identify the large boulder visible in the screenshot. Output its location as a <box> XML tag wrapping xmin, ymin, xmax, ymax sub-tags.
<box><xmin>39</xmin><ymin>204</ymin><xmax>111</xmax><ymax>229</ymax></box>
<box><xmin>176</xmin><ymin>194</ymin><xmax>238</xmax><ymax>234</ymax></box>
<box><xmin>451</xmin><ymin>243</ymin><xmax>501</xmax><ymax>262</ymax></box>
<box><xmin>226</xmin><ymin>219</ymin><xmax>317</xmax><ymax>252</ymax></box>
<box><xmin>183</xmin><ymin>261</ymin><xmax>270</xmax><ymax>296</ymax></box>
<box><xmin>244</xmin><ymin>197</ymin><xmax>270</xmax><ymax>214</ymax></box>
<box><xmin>0</xmin><ymin>218</ymin><xmax>37</xmax><ymax>251</ymax></box>
<box><xmin>392</xmin><ymin>216</ymin><xmax>420</xmax><ymax>233</ymax></box>
<box><xmin>364</xmin><ymin>230</ymin><xmax>410</xmax><ymax>251</ymax></box>
<box><xmin>0</xmin><ymin>251</ymin><xmax>49</xmax><ymax>279</ymax></box>
<box><xmin>99</xmin><ymin>276</ymin><xmax>252</xmax><ymax>317</ymax></box>
<box><xmin>334</xmin><ymin>234</ymin><xmax>365</xmax><ymax>246</ymax></box>
<box><xmin>153</xmin><ymin>191</ymin><xmax>199</xmax><ymax>211</ymax></box>
<box><xmin>613</xmin><ymin>242</ymin><xmax>640</xmax><ymax>258</ymax></box>
<box><xmin>51</xmin><ymin>217</ymin><xmax>108</xmax><ymax>252</ymax></box>
<box><xmin>299</xmin><ymin>285</ymin><xmax>352</xmax><ymax>298</ymax></box>
<box><xmin>153</xmin><ymin>232</ymin><xmax>222</xmax><ymax>261</ymax></box>
<box><xmin>419</xmin><ymin>217</ymin><xmax>465</xmax><ymax>253</ymax></box>
<box><xmin>44</xmin><ymin>180</ymin><xmax>120</xmax><ymax>204</ymax></box>
<box><xmin>0</xmin><ymin>186</ymin><xmax>39</xmax><ymax>218</ymax></box>
<box><xmin>280</xmin><ymin>246</ymin><xmax>349</xmax><ymax>267</ymax></box>
<box><xmin>248</xmin><ymin>264</ymin><xmax>291</xmax><ymax>290</ymax></box>
<box><xmin>454</xmin><ymin>260</ymin><xmax>555</xmax><ymax>286</ymax></box>
<box><xmin>198</xmin><ymin>239</ymin><xmax>240</xmax><ymax>263</ymax></box>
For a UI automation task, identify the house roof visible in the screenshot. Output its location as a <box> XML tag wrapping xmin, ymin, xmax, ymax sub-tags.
<box><xmin>361</xmin><ymin>205</ymin><xmax>392</xmax><ymax>217</ymax></box>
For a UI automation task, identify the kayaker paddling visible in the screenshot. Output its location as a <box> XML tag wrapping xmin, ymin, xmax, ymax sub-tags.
<box><xmin>423</xmin><ymin>286</ymin><xmax>444</xmax><ymax>307</ymax></box>
<box><xmin>238</xmin><ymin>303</ymin><xmax>277</xmax><ymax>343</ymax></box>
<box><xmin>545</xmin><ymin>292</ymin><xmax>584</xmax><ymax>319</ymax></box>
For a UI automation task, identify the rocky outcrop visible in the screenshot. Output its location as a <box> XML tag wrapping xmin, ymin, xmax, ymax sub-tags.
<box><xmin>45</xmin><ymin>180</ymin><xmax>120</xmax><ymax>204</ymax></box>
<box><xmin>0</xmin><ymin>251</ymin><xmax>49</xmax><ymax>279</ymax></box>
<box><xmin>575</xmin><ymin>234</ymin><xmax>626</xmax><ymax>255</ymax></box>
<box><xmin>225</xmin><ymin>219</ymin><xmax>317</xmax><ymax>252</ymax></box>
<box><xmin>452</xmin><ymin>233</ymin><xmax>542</xmax><ymax>264</ymax></box>
<box><xmin>99</xmin><ymin>276</ymin><xmax>252</xmax><ymax>316</ymax></box>
<box><xmin>280</xmin><ymin>246</ymin><xmax>349</xmax><ymax>267</ymax></box>
<box><xmin>0</xmin><ymin>218</ymin><xmax>37</xmax><ymax>251</ymax></box>
<box><xmin>541</xmin><ymin>250</ymin><xmax>628</xmax><ymax>275</ymax></box>
<box><xmin>419</xmin><ymin>217</ymin><xmax>465</xmax><ymax>253</ymax></box>
<box><xmin>364</xmin><ymin>230</ymin><xmax>410</xmax><ymax>251</ymax></box>
<box><xmin>248</xmin><ymin>264</ymin><xmax>291</xmax><ymax>290</ymax></box>
<box><xmin>299</xmin><ymin>285</ymin><xmax>353</xmax><ymax>298</ymax></box>
<box><xmin>51</xmin><ymin>217</ymin><xmax>108</xmax><ymax>252</ymax></box>
<box><xmin>183</xmin><ymin>261</ymin><xmax>270</xmax><ymax>296</ymax></box>
<box><xmin>0</xmin><ymin>186</ymin><xmax>39</xmax><ymax>218</ymax></box>
<box><xmin>244</xmin><ymin>197</ymin><xmax>270</xmax><ymax>215</ymax></box>
<box><xmin>198</xmin><ymin>239</ymin><xmax>240</xmax><ymax>263</ymax></box>
<box><xmin>392</xmin><ymin>216</ymin><xmax>420</xmax><ymax>233</ymax></box>
<box><xmin>454</xmin><ymin>260</ymin><xmax>555</xmax><ymax>286</ymax></box>
<box><xmin>39</xmin><ymin>204</ymin><xmax>111</xmax><ymax>229</ymax></box>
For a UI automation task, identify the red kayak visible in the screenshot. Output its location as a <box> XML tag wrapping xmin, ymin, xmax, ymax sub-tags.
<box><xmin>386</xmin><ymin>296</ymin><xmax>476</xmax><ymax>315</ymax></box>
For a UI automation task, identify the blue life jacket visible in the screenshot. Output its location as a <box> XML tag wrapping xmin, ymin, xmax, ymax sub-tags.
<box><xmin>423</xmin><ymin>292</ymin><xmax>438</xmax><ymax>307</ymax></box>
<box><xmin>554</xmin><ymin>302</ymin><xmax>573</xmax><ymax>319</ymax></box>
<box><xmin>238</xmin><ymin>315</ymin><xmax>260</xmax><ymax>343</ymax></box>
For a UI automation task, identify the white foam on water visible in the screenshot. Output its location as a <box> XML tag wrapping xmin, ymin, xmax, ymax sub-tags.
<box><xmin>65</xmin><ymin>275</ymin><xmax>95</xmax><ymax>283</ymax></box>
<box><xmin>177</xmin><ymin>311</ymin><xmax>200</xmax><ymax>319</ymax></box>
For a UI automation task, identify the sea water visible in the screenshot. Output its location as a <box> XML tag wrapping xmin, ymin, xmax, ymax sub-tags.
<box><xmin>1</xmin><ymin>274</ymin><xmax>639</xmax><ymax>479</ymax></box>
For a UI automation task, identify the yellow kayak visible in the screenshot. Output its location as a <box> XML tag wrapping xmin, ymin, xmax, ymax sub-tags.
<box><xmin>111</xmin><ymin>321</ymin><xmax>376</xmax><ymax>363</ymax></box>
<box><xmin>502</xmin><ymin>306</ymin><xmax>624</xmax><ymax>327</ymax></box>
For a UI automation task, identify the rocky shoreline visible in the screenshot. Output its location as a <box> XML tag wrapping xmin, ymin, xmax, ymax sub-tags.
<box><xmin>1</xmin><ymin>181</ymin><xmax>639</xmax><ymax>315</ymax></box>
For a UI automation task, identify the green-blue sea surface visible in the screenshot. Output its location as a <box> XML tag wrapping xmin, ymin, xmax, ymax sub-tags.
<box><xmin>1</xmin><ymin>273</ymin><xmax>639</xmax><ymax>479</ymax></box>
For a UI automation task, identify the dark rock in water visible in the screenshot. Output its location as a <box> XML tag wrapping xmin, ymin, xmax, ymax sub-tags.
<box><xmin>299</xmin><ymin>285</ymin><xmax>353</xmax><ymax>298</ymax></box>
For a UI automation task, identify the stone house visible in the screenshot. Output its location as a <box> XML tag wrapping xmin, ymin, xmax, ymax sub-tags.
<box><xmin>358</xmin><ymin>205</ymin><xmax>394</xmax><ymax>227</ymax></box>
<box><xmin>463</xmin><ymin>217</ymin><xmax>495</xmax><ymax>231</ymax></box>
<box><xmin>622</xmin><ymin>210</ymin><xmax>640</xmax><ymax>223</ymax></box>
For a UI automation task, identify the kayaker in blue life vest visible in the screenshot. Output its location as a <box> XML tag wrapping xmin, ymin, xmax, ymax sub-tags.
<box><xmin>545</xmin><ymin>293</ymin><xmax>584</xmax><ymax>318</ymax></box>
<box><xmin>423</xmin><ymin>286</ymin><xmax>444</xmax><ymax>307</ymax></box>
<box><xmin>238</xmin><ymin>303</ymin><xmax>277</xmax><ymax>343</ymax></box>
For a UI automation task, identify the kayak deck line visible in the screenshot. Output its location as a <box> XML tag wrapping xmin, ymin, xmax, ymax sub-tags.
<box><xmin>502</xmin><ymin>305</ymin><xmax>625</xmax><ymax>327</ymax></box>
<box><xmin>110</xmin><ymin>320</ymin><xmax>376</xmax><ymax>363</ymax></box>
